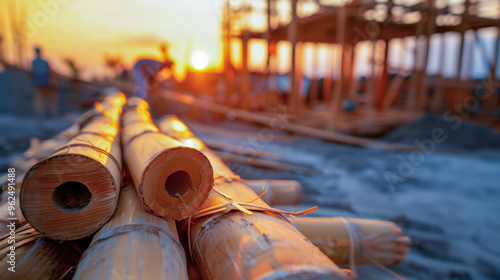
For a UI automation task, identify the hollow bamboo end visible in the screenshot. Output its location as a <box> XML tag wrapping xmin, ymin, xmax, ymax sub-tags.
<box><xmin>20</xmin><ymin>155</ymin><xmax>119</xmax><ymax>240</ymax></box>
<box><xmin>140</xmin><ymin>147</ymin><xmax>214</xmax><ymax>220</ymax></box>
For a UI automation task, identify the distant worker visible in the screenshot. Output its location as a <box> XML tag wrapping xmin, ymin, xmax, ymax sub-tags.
<box><xmin>32</xmin><ymin>47</ymin><xmax>57</xmax><ymax>117</ymax></box>
<box><xmin>132</xmin><ymin>44</ymin><xmax>174</xmax><ymax>116</ymax></box>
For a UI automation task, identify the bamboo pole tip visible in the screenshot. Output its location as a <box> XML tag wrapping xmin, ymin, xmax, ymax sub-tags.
<box><xmin>139</xmin><ymin>146</ymin><xmax>214</xmax><ymax>220</ymax></box>
<box><xmin>20</xmin><ymin>154</ymin><xmax>119</xmax><ymax>240</ymax></box>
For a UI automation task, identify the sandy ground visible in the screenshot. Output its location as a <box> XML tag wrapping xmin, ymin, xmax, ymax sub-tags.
<box><xmin>1</xmin><ymin>110</ymin><xmax>499</xmax><ymax>280</ymax></box>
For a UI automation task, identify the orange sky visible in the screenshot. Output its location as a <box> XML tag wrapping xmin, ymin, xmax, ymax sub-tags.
<box><xmin>1</xmin><ymin>0</ymin><xmax>225</xmax><ymax>80</ymax></box>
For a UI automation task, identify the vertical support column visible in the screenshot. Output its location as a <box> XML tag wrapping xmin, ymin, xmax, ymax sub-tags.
<box><xmin>309</xmin><ymin>44</ymin><xmax>319</xmax><ymax>106</ymax></box>
<box><xmin>375</xmin><ymin>39</ymin><xmax>390</xmax><ymax>110</ymax></box>
<box><xmin>432</xmin><ymin>33</ymin><xmax>447</xmax><ymax>113</ymax></box>
<box><xmin>367</xmin><ymin>39</ymin><xmax>378</xmax><ymax>110</ymax></box>
<box><xmin>323</xmin><ymin>44</ymin><xmax>333</xmax><ymax>104</ymax></box>
<box><xmin>417</xmin><ymin>1</ymin><xmax>436</xmax><ymax>112</ymax></box>
<box><xmin>407</xmin><ymin>18</ymin><xmax>425</xmax><ymax>112</ymax></box>
<box><xmin>327</xmin><ymin>6</ymin><xmax>346</xmax><ymax>130</ymax></box>
<box><xmin>241</xmin><ymin>33</ymin><xmax>250</xmax><ymax>110</ymax></box>
<box><xmin>456</xmin><ymin>29</ymin><xmax>466</xmax><ymax>80</ymax></box>
<box><xmin>490</xmin><ymin>27</ymin><xmax>499</xmax><ymax>81</ymax></box>
<box><xmin>288</xmin><ymin>0</ymin><xmax>298</xmax><ymax>114</ymax></box>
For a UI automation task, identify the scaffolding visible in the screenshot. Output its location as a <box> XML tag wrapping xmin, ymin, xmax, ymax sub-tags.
<box><xmin>225</xmin><ymin>0</ymin><xmax>500</xmax><ymax>134</ymax></box>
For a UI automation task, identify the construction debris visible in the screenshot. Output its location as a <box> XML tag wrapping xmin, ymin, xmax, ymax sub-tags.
<box><xmin>73</xmin><ymin>183</ymin><xmax>188</xmax><ymax>280</ymax></box>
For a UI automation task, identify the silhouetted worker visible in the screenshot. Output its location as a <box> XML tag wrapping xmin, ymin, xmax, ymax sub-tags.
<box><xmin>132</xmin><ymin>44</ymin><xmax>174</xmax><ymax>116</ymax></box>
<box><xmin>32</xmin><ymin>47</ymin><xmax>57</xmax><ymax>116</ymax></box>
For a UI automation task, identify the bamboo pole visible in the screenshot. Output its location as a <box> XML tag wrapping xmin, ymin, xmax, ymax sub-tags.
<box><xmin>328</xmin><ymin>7</ymin><xmax>346</xmax><ymax>130</ymax></box>
<box><xmin>19</xmin><ymin>93</ymin><xmax>126</xmax><ymax>241</ymax></box>
<box><xmin>246</xmin><ymin>179</ymin><xmax>302</xmax><ymax>205</ymax></box>
<box><xmin>288</xmin><ymin>0</ymin><xmax>299</xmax><ymax>115</ymax></box>
<box><xmin>121</xmin><ymin>97</ymin><xmax>213</xmax><ymax>220</ymax></box>
<box><xmin>73</xmin><ymin>182</ymin><xmax>188</xmax><ymax>280</ymax></box>
<box><xmin>157</xmin><ymin>115</ymin><xmax>349</xmax><ymax>280</ymax></box>
<box><xmin>0</xmin><ymin>225</ymin><xmax>88</xmax><ymax>279</ymax></box>
<box><xmin>293</xmin><ymin>217</ymin><xmax>411</xmax><ymax>267</ymax></box>
<box><xmin>202</xmin><ymin>137</ymin><xmax>281</xmax><ymax>160</ymax></box>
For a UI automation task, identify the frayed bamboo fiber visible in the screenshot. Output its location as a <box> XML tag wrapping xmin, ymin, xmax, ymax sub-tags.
<box><xmin>293</xmin><ymin>217</ymin><xmax>412</xmax><ymax>266</ymax></box>
<box><xmin>246</xmin><ymin>180</ymin><xmax>303</xmax><ymax>205</ymax></box>
<box><xmin>158</xmin><ymin>115</ymin><xmax>349</xmax><ymax>280</ymax></box>
<box><xmin>121</xmin><ymin>98</ymin><xmax>213</xmax><ymax>220</ymax></box>
<box><xmin>0</xmin><ymin>225</ymin><xmax>89</xmax><ymax>280</ymax></box>
<box><xmin>73</xmin><ymin>182</ymin><xmax>188</xmax><ymax>280</ymax></box>
<box><xmin>20</xmin><ymin>93</ymin><xmax>126</xmax><ymax>240</ymax></box>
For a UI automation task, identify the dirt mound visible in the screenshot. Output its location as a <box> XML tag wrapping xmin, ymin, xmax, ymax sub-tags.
<box><xmin>383</xmin><ymin>114</ymin><xmax>500</xmax><ymax>150</ymax></box>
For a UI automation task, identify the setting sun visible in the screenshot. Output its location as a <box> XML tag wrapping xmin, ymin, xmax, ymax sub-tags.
<box><xmin>191</xmin><ymin>51</ymin><xmax>208</xmax><ymax>70</ymax></box>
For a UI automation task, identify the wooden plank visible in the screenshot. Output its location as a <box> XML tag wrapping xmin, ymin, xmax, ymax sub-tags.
<box><xmin>328</xmin><ymin>7</ymin><xmax>347</xmax><ymax>131</ymax></box>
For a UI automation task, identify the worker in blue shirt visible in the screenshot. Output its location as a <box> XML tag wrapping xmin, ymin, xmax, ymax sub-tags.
<box><xmin>32</xmin><ymin>47</ymin><xmax>57</xmax><ymax>116</ymax></box>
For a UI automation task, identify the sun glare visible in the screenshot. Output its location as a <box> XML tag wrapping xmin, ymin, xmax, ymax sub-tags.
<box><xmin>191</xmin><ymin>51</ymin><xmax>208</xmax><ymax>70</ymax></box>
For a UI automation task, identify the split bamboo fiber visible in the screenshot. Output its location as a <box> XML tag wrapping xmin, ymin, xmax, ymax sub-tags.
<box><xmin>121</xmin><ymin>98</ymin><xmax>213</xmax><ymax>220</ymax></box>
<box><xmin>158</xmin><ymin>115</ymin><xmax>349</xmax><ymax>280</ymax></box>
<box><xmin>20</xmin><ymin>92</ymin><xmax>126</xmax><ymax>240</ymax></box>
<box><xmin>246</xmin><ymin>180</ymin><xmax>303</xmax><ymax>205</ymax></box>
<box><xmin>293</xmin><ymin>217</ymin><xmax>411</xmax><ymax>267</ymax></box>
<box><xmin>73</xmin><ymin>182</ymin><xmax>188</xmax><ymax>280</ymax></box>
<box><xmin>0</xmin><ymin>225</ymin><xmax>88</xmax><ymax>280</ymax></box>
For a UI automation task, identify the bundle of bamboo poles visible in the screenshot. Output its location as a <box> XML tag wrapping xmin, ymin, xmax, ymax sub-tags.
<box><xmin>20</xmin><ymin>92</ymin><xmax>126</xmax><ymax>240</ymax></box>
<box><xmin>157</xmin><ymin>115</ymin><xmax>349</xmax><ymax>280</ymax></box>
<box><xmin>73</xmin><ymin>182</ymin><xmax>188</xmax><ymax>280</ymax></box>
<box><xmin>121</xmin><ymin>98</ymin><xmax>214</xmax><ymax>220</ymax></box>
<box><xmin>293</xmin><ymin>217</ymin><xmax>411</xmax><ymax>267</ymax></box>
<box><xmin>246</xmin><ymin>179</ymin><xmax>303</xmax><ymax>205</ymax></box>
<box><xmin>0</xmin><ymin>224</ymin><xmax>88</xmax><ymax>280</ymax></box>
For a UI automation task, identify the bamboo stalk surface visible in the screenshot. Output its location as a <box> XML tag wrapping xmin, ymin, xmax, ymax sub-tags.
<box><xmin>73</xmin><ymin>182</ymin><xmax>188</xmax><ymax>280</ymax></box>
<box><xmin>293</xmin><ymin>217</ymin><xmax>411</xmax><ymax>266</ymax></box>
